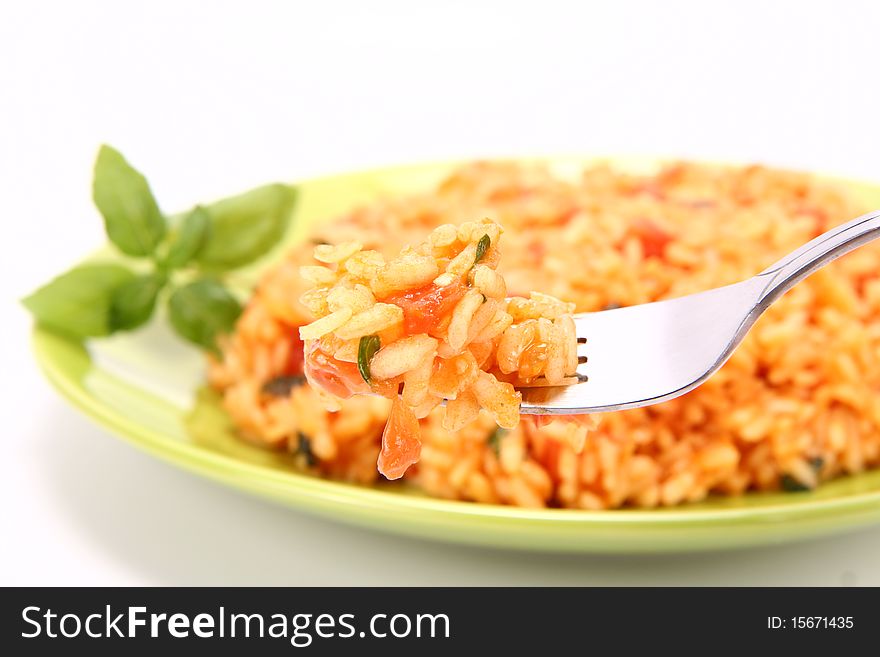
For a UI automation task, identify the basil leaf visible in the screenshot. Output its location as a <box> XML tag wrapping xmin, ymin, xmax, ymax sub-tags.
<box><xmin>474</xmin><ymin>234</ymin><xmax>490</xmax><ymax>264</ymax></box>
<box><xmin>357</xmin><ymin>334</ymin><xmax>381</xmax><ymax>384</ymax></box>
<box><xmin>164</xmin><ymin>206</ymin><xmax>211</xmax><ymax>269</ymax></box>
<box><xmin>93</xmin><ymin>145</ymin><xmax>167</xmax><ymax>257</ymax></box>
<box><xmin>22</xmin><ymin>264</ymin><xmax>137</xmax><ymax>339</ymax></box>
<box><xmin>196</xmin><ymin>183</ymin><xmax>297</xmax><ymax>270</ymax></box>
<box><xmin>109</xmin><ymin>272</ymin><xmax>165</xmax><ymax>332</ymax></box>
<box><xmin>167</xmin><ymin>279</ymin><xmax>242</xmax><ymax>354</ymax></box>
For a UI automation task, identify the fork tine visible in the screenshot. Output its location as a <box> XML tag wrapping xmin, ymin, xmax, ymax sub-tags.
<box><xmin>518</xmin><ymin>277</ymin><xmax>767</xmax><ymax>415</ymax></box>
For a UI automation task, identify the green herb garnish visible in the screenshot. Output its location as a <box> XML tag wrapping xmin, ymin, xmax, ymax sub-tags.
<box><xmin>168</xmin><ymin>279</ymin><xmax>243</xmax><ymax>355</ymax></box>
<box><xmin>194</xmin><ymin>183</ymin><xmax>297</xmax><ymax>270</ymax></box>
<box><xmin>474</xmin><ymin>234</ymin><xmax>491</xmax><ymax>264</ymax></box>
<box><xmin>22</xmin><ymin>144</ymin><xmax>297</xmax><ymax>352</ymax></box>
<box><xmin>297</xmin><ymin>432</ymin><xmax>317</xmax><ymax>467</ymax></box>
<box><xmin>780</xmin><ymin>474</ymin><xmax>812</xmax><ymax>492</ymax></box>
<box><xmin>262</xmin><ymin>375</ymin><xmax>307</xmax><ymax>397</ymax></box>
<box><xmin>487</xmin><ymin>426</ymin><xmax>509</xmax><ymax>456</ymax></box>
<box><xmin>22</xmin><ymin>264</ymin><xmax>137</xmax><ymax>339</ymax></box>
<box><xmin>780</xmin><ymin>458</ymin><xmax>825</xmax><ymax>492</ymax></box>
<box><xmin>162</xmin><ymin>206</ymin><xmax>211</xmax><ymax>270</ymax></box>
<box><xmin>92</xmin><ymin>145</ymin><xmax>167</xmax><ymax>257</ymax></box>
<box><xmin>357</xmin><ymin>334</ymin><xmax>381</xmax><ymax>384</ymax></box>
<box><xmin>109</xmin><ymin>272</ymin><xmax>166</xmax><ymax>332</ymax></box>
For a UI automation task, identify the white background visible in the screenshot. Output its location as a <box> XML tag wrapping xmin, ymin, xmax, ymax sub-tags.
<box><xmin>2</xmin><ymin>0</ymin><xmax>880</xmax><ymax>585</ymax></box>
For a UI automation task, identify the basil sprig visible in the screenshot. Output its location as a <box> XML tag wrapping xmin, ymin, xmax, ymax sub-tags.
<box><xmin>23</xmin><ymin>145</ymin><xmax>297</xmax><ymax>353</ymax></box>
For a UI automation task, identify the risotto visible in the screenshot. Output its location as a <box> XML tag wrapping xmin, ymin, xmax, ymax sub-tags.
<box><xmin>208</xmin><ymin>160</ymin><xmax>880</xmax><ymax>509</ymax></box>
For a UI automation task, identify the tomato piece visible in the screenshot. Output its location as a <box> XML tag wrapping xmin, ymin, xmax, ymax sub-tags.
<box><xmin>525</xmin><ymin>415</ymin><xmax>555</xmax><ymax>429</ymax></box>
<box><xmin>526</xmin><ymin>240</ymin><xmax>546</xmax><ymax>265</ymax></box>
<box><xmin>630</xmin><ymin>182</ymin><xmax>665</xmax><ymax>200</ymax></box>
<box><xmin>384</xmin><ymin>281</ymin><xmax>466</xmax><ymax>335</ymax></box>
<box><xmin>286</xmin><ymin>327</ymin><xmax>305</xmax><ymax>375</ymax></box>
<box><xmin>629</xmin><ymin>218</ymin><xmax>673</xmax><ymax>259</ymax></box>
<box><xmin>304</xmin><ymin>341</ymin><xmax>368</xmax><ymax>399</ymax></box>
<box><xmin>377</xmin><ymin>396</ymin><xmax>422</xmax><ymax>480</ymax></box>
<box><xmin>798</xmin><ymin>205</ymin><xmax>829</xmax><ymax>237</ymax></box>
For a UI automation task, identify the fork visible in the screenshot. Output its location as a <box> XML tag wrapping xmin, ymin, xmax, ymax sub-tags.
<box><xmin>518</xmin><ymin>209</ymin><xmax>880</xmax><ymax>416</ymax></box>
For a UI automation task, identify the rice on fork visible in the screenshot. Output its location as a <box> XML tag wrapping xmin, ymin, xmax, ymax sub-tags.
<box><xmin>298</xmin><ymin>219</ymin><xmax>580</xmax><ymax>479</ymax></box>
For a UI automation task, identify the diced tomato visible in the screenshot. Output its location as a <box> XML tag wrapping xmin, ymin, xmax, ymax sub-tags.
<box><xmin>798</xmin><ymin>205</ymin><xmax>829</xmax><ymax>237</ymax></box>
<box><xmin>286</xmin><ymin>327</ymin><xmax>305</xmax><ymax>375</ymax></box>
<box><xmin>377</xmin><ymin>396</ymin><xmax>422</xmax><ymax>480</ymax></box>
<box><xmin>383</xmin><ymin>281</ymin><xmax>466</xmax><ymax>335</ymax></box>
<box><xmin>629</xmin><ymin>182</ymin><xmax>665</xmax><ymax>200</ymax></box>
<box><xmin>629</xmin><ymin>218</ymin><xmax>673</xmax><ymax>259</ymax></box>
<box><xmin>525</xmin><ymin>415</ymin><xmax>555</xmax><ymax>429</ymax></box>
<box><xmin>526</xmin><ymin>240</ymin><xmax>546</xmax><ymax>265</ymax></box>
<box><xmin>304</xmin><ymin>342</ymin><xmax>368</xmax><ymax>399</ymax></box>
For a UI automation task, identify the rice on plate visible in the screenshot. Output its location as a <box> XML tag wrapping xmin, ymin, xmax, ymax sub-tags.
<box><xmin>208</xmin><ymin>161</ymin><xmax>880</xmax><ymax>509</ymax></box>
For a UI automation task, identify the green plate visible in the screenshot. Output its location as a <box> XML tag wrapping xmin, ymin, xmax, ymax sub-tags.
<box><xmin>31</xmin><ymin>157</ymin><xmax>880</xmax><ymax>553</ymax></box>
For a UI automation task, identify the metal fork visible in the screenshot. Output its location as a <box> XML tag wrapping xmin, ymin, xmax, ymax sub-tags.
<box><xmin>518</xmin><ymin>209</ymin><xmax>880</xmax><ymax>416</ymax></box>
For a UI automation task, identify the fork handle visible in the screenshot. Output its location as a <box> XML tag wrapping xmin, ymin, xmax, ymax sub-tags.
<box><xmin>756</xmin><ymin>209</ymin><xmax>880</xmax><ymax>307</ymax></box>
